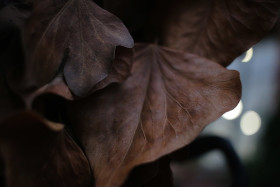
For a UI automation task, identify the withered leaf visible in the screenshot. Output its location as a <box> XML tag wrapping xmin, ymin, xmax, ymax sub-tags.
<box><xmin>104</xmin><ymin>0</ymin><xmax>280</xmax><ymax>66</ymax></box>
<box><xmin>22</xmin><ymin>0</ymin><xmax>134</xmax><ymax>97</ymax></box>
<box><xmin>22</xmin><ymin>76</ymin><xmax>74</xmax><ymax>109</ymax></box>
<box><xmin>0</xmin><ymin>111</ymin><xmax>92</xmax><ymax>187</ymax></box>
<box><xmin>23</xmin><ymin>46</ymin><xmax>133</xmax><ymax>104</ymax></box>
<box><xmin>66</xmin><ymin>44</ymin><xmax>241</xmax><ymax>186</ymax></box>
<box><xmin>0</xmin><ymin>6</ymin><xmax>72</xmax><ymax>110</ymax></box>
<box><xmin>88</xmin><ymin>46</ymin><xmax>133</xmax><ymax>93</ymax></box>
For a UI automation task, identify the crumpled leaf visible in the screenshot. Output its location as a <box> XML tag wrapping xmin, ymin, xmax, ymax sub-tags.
<box><xmin>0</xmin><ymin>4</ymin><xmax>72</xmax><ymax>111</ymax></box>
<box><xmin>0</xmin><ymin>111</ymin><xmax>92</xmax><ymax>187</ymax></box>
<box><xmin>66</xmin><ymin>44</ymin><xmax>241</xmax><ymax>186</ymax></box>
<box><xmin>88</xmin><ymin>46</ymin><xmax>134</xmax><ymax>93</ymax></box>
<box><xmin>20</xmin><ymin>46</ymin><xmax>132</xmax><ymax>106</ymax></box>
<box><xmin>21</xmin><ymin>0</ymin><xmax>133</xmax><ymax>97</ymax></box>
<box><xmin>104</xmin><ymin>0</ymin><xmax>280</xmax><ymax>66</ymax></box>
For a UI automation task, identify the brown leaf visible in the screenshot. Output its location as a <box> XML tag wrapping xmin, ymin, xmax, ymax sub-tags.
<box><xmin>22</xmin><ymin>76</ymin><xmax>74</xmax><ymax>109</ymax></box>
<box><xmin>66</xmin><ymin>44</ymin><xmax>241</xmax><ymax>186</ymax></box>
<box><xmin>22</xmin><ymin>0</ymin><xmax>134</xmax><ymax>97</ymax></box>
<box><xmin>0</xmin><ymin>111</ymin><xmax>92</xmax><ymax>187</ymax></box>
<box><xmin>88</xmin><ymin>46</ymin><xmax>134</xmax><ymax>93</ymax></box>
<box><xmin>104</xmin><ymin>0</ymin><xmax>280</xmax><ymax>66</ymax></box>
<box><xmin>23</xmin><ymin>46</ymin><xmax>132</xmax><ymax>106</ymax></box>
<box><xmin>20</xmin><ymin>46</ymin><xmax>131</xmax><ymax>107</ymax></box>
<box><xmin>0</xmin><ymin>7</ymin><xmax>72</xmax><ymax>111</ymax></box>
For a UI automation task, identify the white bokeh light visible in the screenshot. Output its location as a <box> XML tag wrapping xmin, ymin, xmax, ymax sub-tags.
<box><xmin>242</xmin><ymin>48</ymin><xmax>253</xmax><ymax>63</ymax></box>
<box><xmin>222</xmin><ymin>100</ymin><xmax>243</xmax><ymax>120</ymax></box>
<box><xmin>240</xmin><ymin>111</ymin><xmax>261</xmax><ymax>136</ymax></box>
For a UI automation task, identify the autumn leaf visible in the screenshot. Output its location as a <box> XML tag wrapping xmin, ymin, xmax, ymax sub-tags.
<box><xmin>0</xmin><ymin>5</ymin><xmax>73</xmax><ymax>111</ymax></box>
<box><xmin>1</xmin><ymin>1</ymin><xmax>278</xmax><ymax>187</ymax></box>
<box><xmin>66</xmin><ymin>44</ymin><xmax>241</xmax><ymax>186</ymax></box>
<box><xmin>104</xmin><ymin>0</ymin><xmax>280</xmax><ymax>66</ymax></box>
<box><xmin>20</xmin><ymin>0</ymin><xmax>133</xmax><ymax>97</ymax></box>
<box><xmin>0</xmin><ymin>111</ymin><xmax>92</xmax><ymax>187</ymax></box>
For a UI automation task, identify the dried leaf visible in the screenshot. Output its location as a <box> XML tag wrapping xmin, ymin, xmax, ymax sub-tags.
<box><xmin>20</xmin><ymin>46</ymin><xmax>132</xmax><ymax>106</ymax></box>
<box><xmin>22</xmin><ymin>0</ymin><xmax>134</xmax><ymax>97</ymax></box>
<box><xmin>21</xmin><ymin>76</ymin><xmax>74</xmax><ymax>109</ymax></box>
<box><xmin>0</xmin><ymin>6</ymin><xmax>72</xmax><ymax>110</ymax></box>
<box><xmin>0</xmin><ymin>111</ymin><xmax>92</xmax><ymax>187</ymax></box>
<box><xmin>104</xmin><ymin>0</ymin><xmax>280</xmax><ymax>66</ymax></box>
<box><xmin>88</xmin><ymin>46</ymin><xmax>133</xmax><ymax>93</ymax></box>
<box><xmin>66</xmin><ymin>44</ymin><xmax>241</xmax><ymax>186</ymax></box>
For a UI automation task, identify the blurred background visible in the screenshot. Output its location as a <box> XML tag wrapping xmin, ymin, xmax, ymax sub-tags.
<box><xmin>171</xmin><ymin>19</ymin><xmax>280</xmax><ymax>187</ymax></box>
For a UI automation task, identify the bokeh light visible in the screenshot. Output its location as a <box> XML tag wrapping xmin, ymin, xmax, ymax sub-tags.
<box><xmin>241</xmin><ymin>48</ymin><xmax>253</xmax><ymax>63</ymax></box>
<box><xmin>222</xmin><ymin>101</ymin><xmax>243</xmax><ymax>120</ymax></box>
<box><xmin>240</xmin><ymin>111</ymin><xmax>261</xmax><ymax>136</ymax></box>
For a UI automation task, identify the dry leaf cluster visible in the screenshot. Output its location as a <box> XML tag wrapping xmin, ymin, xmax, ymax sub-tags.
<box><xmin>0</xmin><ymin>0</ymin><xmax>279</xmax><ymax>186</ymax></box>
